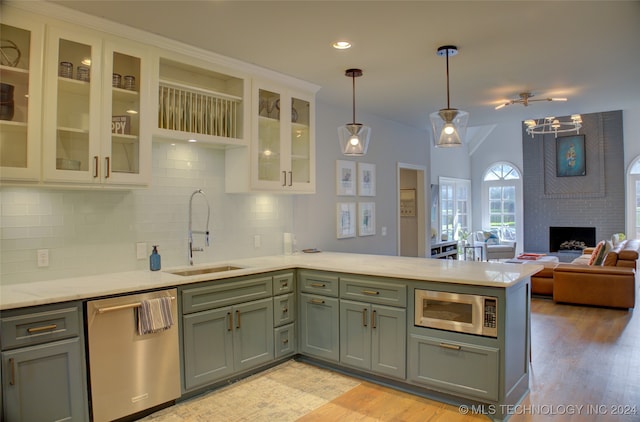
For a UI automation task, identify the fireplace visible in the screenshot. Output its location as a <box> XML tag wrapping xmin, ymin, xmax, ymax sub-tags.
<box><xmin>549</xmin><ymin>226</ymin><xmax>596</xmax><ymax>252</ymax></box>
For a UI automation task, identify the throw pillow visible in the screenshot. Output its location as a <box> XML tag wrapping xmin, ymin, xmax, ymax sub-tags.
<box><xmin>594</xmin><ymin>240</ymin><xmax>613</xmax><ymax>266</ymax></box>
<box><xmin>482</xmin><ymin>231</ymin><xmax>500</xmax><ymax>245</ymax></box>
<box><xmin>587</xmin><ymin>241</ymin><xmax>604</xmax><ymax>265</ymax></box>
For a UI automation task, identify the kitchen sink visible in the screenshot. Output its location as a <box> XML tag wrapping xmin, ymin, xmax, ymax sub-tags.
<box><xmin>167</xmin><ymin>265</ymin><xmax>244</xmax><ymax>277</ymax></box>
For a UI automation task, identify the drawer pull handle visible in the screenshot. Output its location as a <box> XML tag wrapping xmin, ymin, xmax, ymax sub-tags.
<box><xmin>281</xmin><ymin>282</ymin><xmax>288</xmax><ymax>288</ymax></box>
<box><xmin>362</xmin><ymin>308</ymin><xmax>368</xmax><ymax>327</ymax></box>
<box><xmin>310</xmin><ymin>299</ymin><xmax>325</xmax><ymax>305</ymax></box>
<box><xmin>9</xmin><ymin>358</ymin><xmax>15</xmax><ymax>386</ymax></box>
<box><xmin>227</xmin><ymin>312</ymin><xmax>233</xmax><ymax>331</ymax></box>
<box><xmin>362</xmin><ymin>290</ymin><xmax>380</xmax><ymax>295</ymax></box>
<box><xmin>282</xmin><ymin>307</ymin><xmax>288</xmax><ymax>313</ymax></box>
<box><xmin>27</xmin><ymin>324</ymin><xmax>58</xmax><ymax>334</ymax></box>
<box><xmin>439</xmin><ymin>343</ymin><xmax>461</xmax><ymax>351</ymax></box>
<box><xmin>282</xmin><ymin>338</ymin><xmax>289</xmax><ymax>344</ymax></box>
<box><xmin>310</xmin><ymin>283</ymin><xmax>326</xmax><ymax>288</ymax></box>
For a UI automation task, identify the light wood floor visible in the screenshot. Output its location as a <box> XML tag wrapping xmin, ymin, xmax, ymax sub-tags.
<box><xmin>298</xmin><ymin>298</ymin><xmax>640</xmax><ymax>421</ymax></box>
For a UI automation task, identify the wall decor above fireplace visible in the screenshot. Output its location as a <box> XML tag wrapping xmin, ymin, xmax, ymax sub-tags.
<box><xmin>556</xmin><ymin>135</ymin><xmax>586</xmax><ymax>177</ymax></box>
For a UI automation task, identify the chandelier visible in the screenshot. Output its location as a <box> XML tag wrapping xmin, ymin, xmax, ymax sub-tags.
<box><xmin>524</xmin><ymin>115</ymin><xmax>582</xmax><ymax>137</ymax></box>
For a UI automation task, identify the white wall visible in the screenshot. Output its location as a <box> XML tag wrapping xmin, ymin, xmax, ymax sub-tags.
<box><xmin>292</xmin><ymin>102</ymin><xmax>430</xmax><ymax>256</ymax></box>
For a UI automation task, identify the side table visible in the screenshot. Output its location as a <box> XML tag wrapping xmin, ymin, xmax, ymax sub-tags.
<box><xmin>463</xmin><ymin>245</ymin><xmax>484</xmax><ymax>261</ymax></box>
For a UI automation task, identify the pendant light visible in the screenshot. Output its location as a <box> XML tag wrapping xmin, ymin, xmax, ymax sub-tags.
<box><xmin>430</xmin><ymin>45</ymin><xmax>469</xmax><ymax>147</ymax></box>
<box><xmin>338</xmin><ymin>68</ymin><xmax>371</xmax><ymax>156</ymax></box>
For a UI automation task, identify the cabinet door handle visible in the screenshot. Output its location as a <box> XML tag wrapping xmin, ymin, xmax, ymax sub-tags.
<box><xmin>236</xmin><ymin>309</ymin><xmax>241</xmax><ymax>329</ymax></box>
<box><xmin>93</xmin><ymin>156</ymin><xmax>99</xmax><ymax>178</ymax></box>
<box><xmin>282</xmin><ymin>171</ymin><xmax>287</xmax><ymax>187</ymax></box>
<box><xmin>280</xmin><ymin>282</ymin><xmax>288</xmax><ymax>288</ymax></box>
<box><xmin>282</xmin><ymin>307</ymin><xmax>288</xmax><ymax>314</ymax></box>
<box><xmin>310</xmin><ymin>299</ymin><xmax>325</xmax><ymax>305</ymax></box>
<box><xmin>362</xmin><ymin>290</ymin><xmax>380</xmax><ymax>296</ymax></box>
<box><xmin>227</xmin><ymin>312</ymin><xmax>232</xmax><ymax>331</ymax></box>
<box><xmin>439</xmin><ymin>343</ymin><xmax>461</xmax><ymax>351</ymax></box>
<box><xmin>310</xmin><ymin>283</ymin><xmax>326</xmax><ymax>288</ymax></box>
<box><xmin>9</xmin><ymin>358</ymin><xmax>15</xmax><ymax>386</ymax></box>
<box><xmin>362</xmin><ymin>308</ymin><xmax>368</xmax><ymax>327</ymax></box>
<box><xmin>372</xmin><ymin>310</ymin><xmax>377</xmax><ymax>329</ymax></box>
<box><xmin>105</xmin><ymin>156</ymin><xmax>111</xmax><ymax>178</ymax></box>
<box><xmin>27</xmin><ymin>324</ymin><xmax>58</xmax><ymax>334</ymax></box>
<box><xmin>288</xmin><ymin>171</ymin><xmax>293</xmax><ymax>186</ymax></box>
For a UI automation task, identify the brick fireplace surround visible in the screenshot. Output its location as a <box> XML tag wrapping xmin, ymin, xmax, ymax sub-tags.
<box><xmin>522</xmin><ymin>110</ymin><xmax>624</xmax><ymax>259</ymax></box>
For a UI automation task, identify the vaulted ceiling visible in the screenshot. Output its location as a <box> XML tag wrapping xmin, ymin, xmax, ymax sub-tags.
<box><xmin>52</xmin><ymin>0</ymin><xmax>640</xmax><ymax>131</ymax></box>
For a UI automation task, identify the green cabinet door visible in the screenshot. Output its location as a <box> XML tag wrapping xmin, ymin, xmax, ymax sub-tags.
<box><xmin>2</xmin><ymin>337</ymin><xmax>87</xmax><ymax>422</ymax></box>
<box><xmin>299</xmin><ymin>293</ymin><xmax>339</xmax><ymax>362</ymax></box>
<box><xmin>233</xmin><ymin>297</ymin><xmax>274</xmax><ymax>372</ymax></box>
<box><xmin>182</xmin><ymin>306</ymin><xmax>234</xmax><ymax>390</ymax></box>
<box><xmin>340</xmin><ymin>300</ymin><xmax>406</xmax><ymax>379</ymax></box>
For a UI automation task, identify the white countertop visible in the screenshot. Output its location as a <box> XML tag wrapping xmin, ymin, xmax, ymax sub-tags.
<box><xmin>0</xmin><ymin>252</ymin><xmax>542</xmax><ymax>310</ymax></box>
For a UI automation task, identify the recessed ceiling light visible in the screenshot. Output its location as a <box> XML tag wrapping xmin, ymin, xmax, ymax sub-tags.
<box><xmin>332</xmin><ymin>41</ymin><xmax>351</xmax><ymax>50</ymax></box>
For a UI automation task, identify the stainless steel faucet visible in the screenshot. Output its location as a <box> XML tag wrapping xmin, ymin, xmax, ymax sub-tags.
<box><xmin>188</xmin><ymin>189</ymin><xmax>210</xmax><ymax>265</ymax></box>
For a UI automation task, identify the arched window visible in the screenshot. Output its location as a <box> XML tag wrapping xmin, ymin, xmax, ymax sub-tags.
<box><xmin>627</xmin><ymin>156</ymin><xmax>640</xmax><ymax>240</ymax></box>
<box><xmin>482</xmin><ymin>162</ymin><xmax>523</xmax><ymax>249</ymax></box>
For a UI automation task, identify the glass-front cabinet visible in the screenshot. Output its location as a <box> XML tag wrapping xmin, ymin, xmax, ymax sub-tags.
<box><xmin>0</xmin><ymin>12</ymin><xmax>44</xmax><ymax>182</ymax></box>
<box><xmin>42</xmin><ymin>26</ymin><xmax>150</xmax><ymax>186</ymax></box>
<box><xmin>252</xmin><ymin>81</ymin><xmax>315</xmax><ymax>192</ymax></box>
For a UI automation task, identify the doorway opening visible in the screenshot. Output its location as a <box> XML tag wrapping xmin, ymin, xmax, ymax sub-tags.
<box><xmin>397</xmin><ymin>163</ymin><xmax>427</xmax><ymax>257</ymax></box>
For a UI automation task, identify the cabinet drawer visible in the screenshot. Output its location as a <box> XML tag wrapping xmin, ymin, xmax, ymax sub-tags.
<box><xmin>274</xmin><ymin>323</ymin><xmax>296</xmax><ymax>358</ymax></box>
<box><xmin>273</xmin><ymin>293</ymin><xmax>295</xmax><ymax>327</ymax></box>
<box><xmin>182</xmin><ymin>275</ymin><xmax>273</xmax><ymax>314</ymax></box>
<box><xmin>273</xmin><ymin>272</ymin><xmax>295</xmax><ymax>295</ymax></box>
<box><xmin>340</xmin><ymin>277</ymin><xmax>407</xmax><ymax>307</ymax></box>
<box><xmin>299</xmin><ymin>271</ymin><xmax>339</xmax><ymax>297</ymax></box>
<box><xmin>408</xmin><ymin>334</ymin><xmax>499</xmax><ymax>401</ymax></box>
<box><xmin>1</xmin><ymin>304</ymin><xmax>81</xmax><ymax>350</ymax></box>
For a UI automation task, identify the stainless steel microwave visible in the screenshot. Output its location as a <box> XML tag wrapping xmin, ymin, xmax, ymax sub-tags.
<box><xmin>414</xmin><ymin>289</ymin><xmax>498</xmax><ymax>338</ymax></box>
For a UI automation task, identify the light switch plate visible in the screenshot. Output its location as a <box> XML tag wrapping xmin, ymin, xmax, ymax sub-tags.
<box><xmin>136</xmin><ymin>242</ymin><xmax>147</xmax><ymax>260</ymax></box>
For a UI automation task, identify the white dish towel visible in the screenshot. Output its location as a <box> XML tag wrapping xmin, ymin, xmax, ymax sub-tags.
<box><xmin>137</xmin><ymin>297</ymin><xmax>174</xmax><ymax>335</ymax></box>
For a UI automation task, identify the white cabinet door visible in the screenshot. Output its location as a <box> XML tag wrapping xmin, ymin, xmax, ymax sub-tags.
<box><xmin>0</xmin><ymin>10</ymin><xmax>44</xmax><ymax>182</ymax></box>
<box><xmin>250</xmin><ymin>80</ymin><xmax>315</xmax><ymax>193</ymax></box>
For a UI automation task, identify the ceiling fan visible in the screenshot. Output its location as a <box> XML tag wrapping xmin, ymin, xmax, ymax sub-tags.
<box><xmin>494</xmin><ymin>92</ymin><xmax>567</xmax><ymax>110</ymax></box>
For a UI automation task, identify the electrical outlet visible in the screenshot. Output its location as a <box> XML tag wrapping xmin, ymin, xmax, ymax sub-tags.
<box><xmin>37</xmin><ymin>249</ymin><xmax>49</xmax><ymax>267</ymax></box>
<box><xmin>254</xmin><ymin>235</ymin><xmax>261</xmax><ymax>248</ymax></box>
<box><xmin>381</xmin><ymin>226</ymin><xmax>387</xmax><ymax>236</ymax></box>
<box><xmin>136</xmin><ymin>242</ymin><xmax>147</xmax><ymax>260</ymax></box>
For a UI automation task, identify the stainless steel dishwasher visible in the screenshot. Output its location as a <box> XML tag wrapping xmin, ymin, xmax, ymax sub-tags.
<box><xmin>86</xmin><ymin>289</ymin><xmax>180</xmax><ymax>422</ymax></box>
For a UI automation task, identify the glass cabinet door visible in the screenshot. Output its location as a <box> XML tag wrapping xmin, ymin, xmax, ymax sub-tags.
<box><xmin>257</xmin><ymin>88</ymin><xmax>283</xmax><ymax>184</ymax></box>
<box><xmin>289</xmin><ymin>95</ymin><xmax>311</xmax><ymax>186</ymax></box>
<box><xmin>0</xmin><ymin>16</ymin><xmax>43</xmax><ymax>181</ymax></box>
<box><xmin>102</xmin><ymin>40</ymin><xmax>150</xmax><ymax>185</ymax></box>
<box><xmin>43</xmin><ymin>27</ymin><xmax>102</xmax><ymax>183</ymax></box>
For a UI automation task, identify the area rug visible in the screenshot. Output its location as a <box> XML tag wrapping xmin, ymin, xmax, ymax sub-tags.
<box><xmin>139</xmin><ymin>360</ymin><xmax>361</xmax><ymax>421</ymax></box>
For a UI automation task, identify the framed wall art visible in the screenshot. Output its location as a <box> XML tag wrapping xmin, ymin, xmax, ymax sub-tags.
<box><xmin>336</xmin><ymin>202</ymin><xmax>356</xmax><ymax>238</ymax></box>
<box><xmin>357</xmin><ymin>162</ymin><xmax>376</xmax><ymax>196</ymax></box>
<box><xmin>336</xmin><ymin>160</ymin><xmax>356</xmax><ymax>196</ymax></box>
<box><xmin>358</xmin><ymin>202</ymin><xmax>376</xmax><ymax>236</ymax></box>
<box><xmin>556</xmin><ymin>135</ymin><xmax>586</xmax><ymax>177</ymax></box>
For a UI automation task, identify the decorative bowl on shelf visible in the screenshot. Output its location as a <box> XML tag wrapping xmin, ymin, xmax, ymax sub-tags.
<box><xmin>56</xmin><ymin>158</ymin><xmax>81</xmax><ymax>171</ymax></box>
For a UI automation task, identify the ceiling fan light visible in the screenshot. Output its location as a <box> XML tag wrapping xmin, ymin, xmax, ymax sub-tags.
<box><xmin>551</xmin><ymin>97</ymin><xmax>567</xmax><ymax>102</ymax></box>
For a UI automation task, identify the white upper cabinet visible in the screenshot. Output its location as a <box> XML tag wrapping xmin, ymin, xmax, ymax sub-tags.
<box><xmin>0</xmin><ymin>9</ymin><xmax>44</xmax><ymax>182</ymax></box>
<box><xmin>41</xmin><ymin>26</ymin><xmax>151</xmax><ymax>186</ymax></box>
<box><xmin>226</xmin><ymin>79</ymin><xmax>316</xmax><ymax>193</ymax></box>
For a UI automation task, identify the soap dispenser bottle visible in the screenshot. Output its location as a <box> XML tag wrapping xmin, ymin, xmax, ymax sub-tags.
<box><xmin>150</xmin><ymin>245</ymin><xmax>161</xmax><ymax>271</ymax></box>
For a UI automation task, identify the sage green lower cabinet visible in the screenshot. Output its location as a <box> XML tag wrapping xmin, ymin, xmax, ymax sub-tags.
<box><xmin>180</xmin><ymin>274</ymin><xmax>277</xmax><ymax>392</ymax></box>
<box><xmin>340</xmin><ymin>300</ymin><xmax>406</xmax><ymax>379</ymax></box>
<box><xmin>299</xmin><ymin>293</ymin><xmax>339</xmax><ymax>362</ymax></box>
<box><xmin>1</xmin><ymin>302</ymin><xmax>88</xmax><ymax>421</ymax></box>
<box><xmin>408</xmin><ymin>334</ymin><xmax>500</xmax><ymax>401</ymax></box>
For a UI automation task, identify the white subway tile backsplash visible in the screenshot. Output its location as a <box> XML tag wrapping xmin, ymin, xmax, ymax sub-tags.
<box><xmin>1</xmin><ymin>142</ymin><xmax>293</xmax><ymax>284</ymax></box>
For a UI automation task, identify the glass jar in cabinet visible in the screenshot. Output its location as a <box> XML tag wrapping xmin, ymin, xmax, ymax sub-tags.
<box><xmin>251</xmin><ymin>81</ymin><xmax>315</xmax><ymax>193</ymax></box>
<box><xmin>0</xmin><ymin>10</ymin><xmax>44</xmax><ymax>182</ymax></box>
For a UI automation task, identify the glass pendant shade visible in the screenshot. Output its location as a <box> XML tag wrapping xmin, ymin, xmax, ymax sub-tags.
<box><xmin>430</xmin><ymin>108</ymin><xmax>469</xmax><ymax>147</ymax></box>
<box><xmin>338</xmin><ymin>123</ymin><xmax>371</xmax><ymax>155</ymax></box>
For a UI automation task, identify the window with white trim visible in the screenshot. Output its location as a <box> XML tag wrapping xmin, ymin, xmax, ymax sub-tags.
<box><xmin>482</xmin><ymin>163</ymin><xmax>522</xmax><ymax>244</ymax></box>
<box><xmin>439</xmin><ymin>177</ymin><xmax>471</xmax><ymax>242</ymax></box>
<box><xmin>628</xmin><ymin>156</ymin><xmax>640</xmax><ymax>240</ymax></box>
